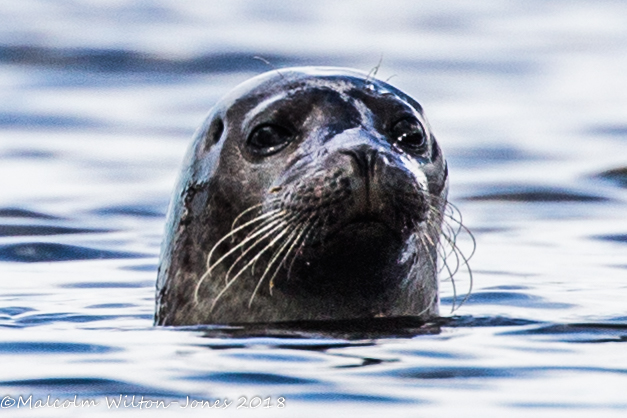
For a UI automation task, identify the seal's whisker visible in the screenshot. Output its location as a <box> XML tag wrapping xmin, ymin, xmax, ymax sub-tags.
<box><xmin>432</xmin><ymin>219</ymin><xmax>465</xmax><ymax>312</ymax></box>
<box><xmin>447</xmin><ymin>206</ymin><xmax>464</xmax><ymax>238</ymax></box>
<box><xmin>384</xmin><ymin>74</ymin><xmax>397</xmax><ymax>83</ymax></box>
<box><xmin>249</xmin><ymin>223</ymin><xmax>302</xmax><ymax>307</ymax></box>
<box><xmin>439</xmin><ymin>201</ymin><xmax>474</xmax><ymax>249</ymax></box>
<box><xmin>426</xmin><ymin>202</ymin><xmax>445</xmax><ymax>223</ymax></box>
<box><xmin>266</xmin><ymin>223</ymin><xmax>306</xmax><ymax>294</ymax></box>
<box><xmin>241</xmin><ymin>211</ymin><xmax>292</xmax><ymax>243</ymax></box>
<box><xmin>213</xmin><ymin>213</ymin><xmax>287</xmax><ymax>272</ymax></box>
<box><xmin>194</xmin><ymin>269</ymin><xmax>211</xmax><ymax>305</ymax></box>
<box><xmin>251</xmin><ymin>257</ymin><xmax>259</xmax><ymax>276</ymax></box>
<box><xmin>287</xmin><ymin>217</ymin><xmax>320</xmax><ymax>281</ymax></box>
<box><xmin>365</xmin><ymin>54</ymin><xmax>384</xmax><ymax>84</ymax></box>
<box><xmin>230</xmin><ymin>203</ymin><xmax>263</xmax><ymax>232</ymax></box>
<box><xmin>426</xmin><ymin>198</ymin><xmax>475</xmax><ymax>312</ymax></box>
<box><xmin>230</xmin><ymin>200</ymin><xmax>280</xmax><ymax>231</ymax></box>
<box><xmin>415</xmin><ymin>231</ymin><xmax>443</xmax><ymax>312</ymax></box>
<box><xmin>248</xmin><ymin>212</ymin><xmax>315</xmax><ymax>307</ymax></box>
<box><xmin>252</xmin><ymin>56</ymin><xmax>287</xmax><ymax>81</ymax></box>
<box><xmin>417</xmin><ymin>232</ymin><xmax>437</xmax><ymax>275</ymax></box>
<box><xmin>211</xmin><ymin>226</ymin><xmax>293</xmax><ymax>311</ymax></box>
<box><xmin>423</xmin><ymin>231</ymin><xmax>435</xmax><ymax>247</ymax></box>
<box><xmin>194</xmin><ymin>214</ymin><xmax>289</xmax><ymax>302</ymax></box>
<box><xmin>441</xmin><ymin>232</ymin><xmax>474</xmax><ymax>309</ymax></box>
<box><xmin>219</xmin><ymin>217</ymin><xmax>289</xmax><ymax>285</ymax></box>
<box><xmin>272</xmin><ymin>217</ymin><xmax>314</xmax><ymax>288</ymax></box>
<box><xmin>205</xmin><ymin>209</ymin><xmax>285</xmax><ymax>271</ymax></box>
<box><xmin>437</xmin><ymin>224</ymin><xmax>457</xmax><ymax>274</ymax></box>
<box><xmin>441</xmin><ymin>228</ymin><xmax>461</xmax><ymax>279</ymax></box>
<box><xmin>443</xmin><ymin>217</ymin><xmax>459</xmax><ymax>245</ymax></box>
<box><xmin>445</xmin><ymin>200</ymin><xmax>463</xmax><ymax>222</ymax></box>
<box><xmin>222</xmin><ymin>225</ymin><xmax>284</xmax><ymax>288</ymax></box>
<box><xmin>418</xmin><ymin>215</ymin><xmax>456</xmax><ymax>311</ymax></box>
<box><xmin>443</xmin><ymin>215</ymin><xmax>476</xmax><ymax>260</ymax></box>
<box><xmin>435</xmin><ymin>235</ymin><xmax>452</xmax><ymax>274</ymax></box>
<box><xmin>440</xmin><ymin>246</ymin><xmax>458</xmax><ymax>312</ymax></box>
<box><xmin>223</xmin><ymin>214</ymin><xmax>299</xmax><ymax>284</ymax></box>
<box><xmin>415</xmin><ymin>289</ymin><xmax>438</xmax><ymax>318</ymax></box>
<box><xmin>439</xmin><ymin>204</ymin><xmax>475</xmax><ymax>273</ymax></box>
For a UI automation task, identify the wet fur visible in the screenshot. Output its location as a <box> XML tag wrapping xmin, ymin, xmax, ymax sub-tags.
<box><xmin>155</xmin><ymin>67</ymin><xmax>471</xmax><ymax>325</ymax></box>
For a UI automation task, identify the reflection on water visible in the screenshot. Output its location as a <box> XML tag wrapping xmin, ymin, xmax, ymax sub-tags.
<box><xmin>1</xmin><ymin>0</ymin><xmax>627</xmax><ymax>416</ymax></box>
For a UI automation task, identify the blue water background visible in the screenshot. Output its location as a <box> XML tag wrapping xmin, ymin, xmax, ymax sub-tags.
<box><xmin>0</xmin><ymin>1</ymin><xmax>626</xmax><ymax>416</ymax></box>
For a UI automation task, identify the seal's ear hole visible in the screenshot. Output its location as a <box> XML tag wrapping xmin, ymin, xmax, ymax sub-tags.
<box><xmin>206</xmin><ymin>117</ymin><xmax>224</xmax><ymax>148</ymax></box>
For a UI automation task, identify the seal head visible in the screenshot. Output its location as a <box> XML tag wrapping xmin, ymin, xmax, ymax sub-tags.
<box><xmin>155</xmin><ymin>67</ymin><xmax>448</xmax><ymax>325</ymax></box>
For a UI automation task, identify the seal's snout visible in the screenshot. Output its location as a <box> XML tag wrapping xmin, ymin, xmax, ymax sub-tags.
<box><xmin>336</xmin><ymin>141</ymin><xmax>430</xmax><ymax>230</ymax></box>
<box><xmin>341</xmin><ymin>147</ymin><xmax>378</xmax><ymax>181</ymax></box>
<box><xmin>339</xmin><ymin>146</ymin><xmax>379</xmax><ymax>213</ymax></box>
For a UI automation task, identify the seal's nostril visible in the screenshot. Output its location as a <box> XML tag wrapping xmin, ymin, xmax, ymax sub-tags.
<box><xmin>341</xmin><ymin>148</ymin><xmax>378</xmax><ymax>180</ymax></box>
<box><xmin>340</xmin><ymin>147</ymin><xmax>380</xmax><ymax>211</ymax></box>
<box><xmin>366</xmin><ymin>149</ymin><xmax>378</xmax><ymax>179</ymax></box>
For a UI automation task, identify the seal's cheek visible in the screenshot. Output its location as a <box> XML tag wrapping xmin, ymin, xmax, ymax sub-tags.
<box><xmin>421</xmin><ymin>156</ymin><xmax>448</xmax><ymax>197</ymax></box>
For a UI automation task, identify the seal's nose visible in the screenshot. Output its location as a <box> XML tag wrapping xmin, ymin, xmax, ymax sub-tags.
<box><xmin>340</xmin><ymin>146</ymin><xmax>378</xmax><ymax>182</ymax></box>
<box><xmin>337</xmin><ymin>145</ymin><xmax>383</xmax><ymax>214</ymax></box>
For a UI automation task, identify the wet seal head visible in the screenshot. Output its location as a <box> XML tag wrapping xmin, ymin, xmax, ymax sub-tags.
<box><xmin>155</xmin><ymin>66</ymin><xmax>463</xmax><ymax>326</ymax></box>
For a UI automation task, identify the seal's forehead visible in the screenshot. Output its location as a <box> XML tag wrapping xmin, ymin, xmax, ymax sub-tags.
<box><xmin>218</xmin><ymin>66</ymin><xmax>420</xmax><ymax>112</ymax></box>
<box><xmin>253</xmin><ymin>67</ymin><xmax>399</xmax><ymax>97</ymax></box>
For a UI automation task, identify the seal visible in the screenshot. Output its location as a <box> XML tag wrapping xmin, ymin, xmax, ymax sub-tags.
<box><xmin>155</xmin><ymin>67</ymin><xmax>450</xmax><ymax>326</ymax></box>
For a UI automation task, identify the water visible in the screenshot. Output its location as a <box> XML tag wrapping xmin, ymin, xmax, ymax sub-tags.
<box><xmin>1</xmin><ymin>1</ymin><xmax>626</xmax><ymax>416</ymax></box>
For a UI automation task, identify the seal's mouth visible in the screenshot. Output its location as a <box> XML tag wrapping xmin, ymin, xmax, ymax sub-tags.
<box><xmin>319</xmin><ymin>214</ymin><xmax>406</xmax><ymax>247</ymax></box>
<box><xmin>281</xmin><ymin>214</ymin><xmax>407</xmax><ymax>301</ymax></box>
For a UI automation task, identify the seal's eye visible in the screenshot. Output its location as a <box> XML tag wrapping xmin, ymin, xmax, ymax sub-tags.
<box><xmin>248</xmin><ymin>124</ymin><xmax>293</xmax><ymax>156</ymax></box>
<box><xmin>390</xmin><ymin>118</ymin><xmax>427</xmax><ymax>152</ymax></box>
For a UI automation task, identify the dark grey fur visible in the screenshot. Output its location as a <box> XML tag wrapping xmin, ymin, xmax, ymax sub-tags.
<box><xmin>155</xmin><ymin>67</ymin><xmax>448</xmax><ymax>325</ymax></box>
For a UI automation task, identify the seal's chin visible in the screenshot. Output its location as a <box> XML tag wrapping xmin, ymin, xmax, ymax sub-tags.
<box><xmin>278</xmin><ymin>218</ymin><xmax>407</xmax><ymax>301</ymax></box>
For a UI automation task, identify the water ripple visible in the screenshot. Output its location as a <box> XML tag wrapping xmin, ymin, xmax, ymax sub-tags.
<box><xmin>380</xmin><ymin>365</ymin><xmax>627</xmax><ymax>380</ymax></box>
<box><xmin>445</xmin><ymin>292</ymin><xmax>574</xmax><ymax>309</ymax></box>
<box><xmin>0</xmin><ymin>225</ymin><xmax>109</xmax><ymax>236</ymax></box>
<box><xmin>463</xmin><ymin>186</ymin><xmax>609</xmax><ymax>202</ymax></box>
<box><xmin>11</xmin><ymin>313</ymin><xmax>151</xmax><ymax>326</ymax></box>
<box><xmin>184</xmin><ymin>372</ymin><xmax>317</xmax><ymax>386</ymax></box>
<box><xmin>0</xmin><ymin>342</ymin><xmax>118</xmax><ymax>354</ymax></box>
<box><xmin>0</xmin><ymin>44</ymin><xmax>298</xmax><ymax>74</ymax></box>
<box><xmin>289</xmin><ymin>391</ymin><xmax>418</xmax><ymax>404</ymax></box>
<box><xmin>0</xmin><ymin>377</ymin><xmax>182</xmax><ymax>397</ymax></box>
<box><xmin>595</xmin><ymin>234</ymin><xmax>627</xmax><ymax>244</ymax></box>
<box><xmin>500</xmin><ymin>322</ymin><xmax>627</xmax><ymax>343</ymax></box>
<box><xmin>0</xmin><ymin>242</ymin><xmax>148</xmax><ymax>262</ymax></box>
<box><xmin>0</xmin><ymin>208</ymin><xmax>61</xmax><ymax>219</ymax></box>
<box><xmin>596</xmin><ymin>166</ymin><xmax>627</xmax><ymax>188</ymax></box>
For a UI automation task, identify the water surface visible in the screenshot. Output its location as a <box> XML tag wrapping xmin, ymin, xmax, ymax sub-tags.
<box><xmin>1</xmin><ymin>1</ymin><xmax>626</xmax><ymax>416</ymax></box>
